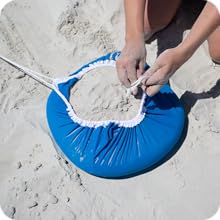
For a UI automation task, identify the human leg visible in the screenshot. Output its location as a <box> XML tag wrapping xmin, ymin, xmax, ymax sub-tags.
<box><xmin>144</xmin><ymin>0</ymin><xmax>182</xmax><ymax>40</ymax></box>
<box><xmin>207</xmin><ymin>26</ymin><xmax>220</xmax><ymax>63</ymax></box>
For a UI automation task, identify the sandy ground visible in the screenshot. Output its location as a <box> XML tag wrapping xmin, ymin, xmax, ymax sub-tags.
<box><xmin>70</xmin><ymin>66</ymin><xmax>142</xmax><ymax>121</ymax></box>
<box><xmin>0</xmin><ymin>0</ymin><xmax>220</xmax><ymax>220</ymax></box>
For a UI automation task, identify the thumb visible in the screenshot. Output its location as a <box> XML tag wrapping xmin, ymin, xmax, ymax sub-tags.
<box><xmin>141</xmin><ymin>61</ymin><xmax>159</xmax><ymax>84</ymax></box>
<box><xmin>145</xmin><ymin>84</ymin><xmax>162</xmax><ymax>97</ymax></box>
<box><xmin>145</xmin><ymin>65</ymin><xmax>169</xmax><ymax>86</ymax></box>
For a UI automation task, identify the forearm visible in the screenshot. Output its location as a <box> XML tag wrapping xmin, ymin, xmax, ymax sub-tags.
<box><xmin>124</xmin><ymin>0</ymin><xmax>146</xmax><ymax>42</ymax></box>
<box><xmin>179</xmin><ymin>2</ymin><xmax>220</xmax><ymax>58</ymax></box>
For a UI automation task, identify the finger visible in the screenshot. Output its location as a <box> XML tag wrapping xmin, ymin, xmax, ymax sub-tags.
<box><xmin>145</xmin><ymin>71</ymin><xmax>161</xmax><ymax>86</ymax></box>
<box><xmin>141</xmin><ymin>61</ymin><xmax>162</xmax><ymax>89</ymax></box>
<box><xmin>145</xmin><ymin>84</ymin><xmax>162</xmax><ymax>97</ymax></box>
<box><xmin>146</xmin><ymin>62</ymin><xmax>160</xmax><ymax>75</ymax></box>
<box><xmin>137</xmin><ymin>60</ymin><xmax>145</xmax><ymax>78</ymax></box>
<box><xmin>146</xmin><ymin>66</ymin><xmax>169</xmax><ymax>86</ymax></box>
<box><xmin>130</xmin><ymin>86</ymin><xmax>138</xmax><ymax>96</ymax></box>
<box><xmin>116</xmin><ymin>65</ymin><xmax>130</xmax><ymax>88</ymax></box>
<box><xmin>127</xmin><ymin>63</ymin><xmax>138</xmax><ymax>84</ymax></box>
<box><xmin>126</xmin><ymin>64</ymin><xmax>139</xmax><ymax>95</ymax></box>
<box><xmin>141</xmin><ymin>84</ymin><xmax>146</xmax><ymax>92</ymax></box>
<box><xmin>141</xmin><ymin>68</ymin><xmax>155</xmax><ymax>86</ymax></box>
<box><xmin>141</xmin><ymin>62</ymin><xmax>159</xmax><ymax>84</ymax></box>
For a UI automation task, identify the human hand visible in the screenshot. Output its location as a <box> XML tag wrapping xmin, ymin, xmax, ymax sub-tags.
<box><xmin>142</xmin><ymin>47</ymin><xmax>190</xmax><ymax>96</ymax></box>
<box><xmin>116</xmin><ymin>38</ymin><xmax>146</xmax><ymax>95</ymax></box>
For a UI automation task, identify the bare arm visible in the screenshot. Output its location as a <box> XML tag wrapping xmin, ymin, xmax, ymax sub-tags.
<box><xmin>116</xmin><ymin>0</ymin><xmax>146</xmax><ymax>94</ymax></box>
<box><xmin>143</xmin><ymin>2</ymin><xmax>220</xmax><ymax>96</ymax></box>
<box><xmin>124</xmin><ymin>0</ymin><xmax>146</xmax><ymax>42</ymax></box>
<box><xmin>180</xmin><ymin>1</ymin><xmax>220</xmax><ymax>58</ymax></box>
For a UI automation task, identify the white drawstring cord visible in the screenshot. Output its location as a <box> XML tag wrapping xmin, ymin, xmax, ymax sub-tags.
<box><xmin>126</xmin><ymin>74</ymin><xmax>149</xmax><ymax>96</ymax></box>
<box><xmin>0</xmin><ymin>53</ymin><xmax>147</xmax><ymax>127</ymax></box>
<box><xmin>0</xmin><ymin>55</ymin><xmax>54</xmax><ymax>89</ymax></box>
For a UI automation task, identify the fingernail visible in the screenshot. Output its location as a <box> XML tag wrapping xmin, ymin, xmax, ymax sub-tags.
<box><xmin>142</xmin><ymin>85</ymin><xmax>146</xmax><ymax>91</ymax></box>
<box><xmin>131</xmin><ymin>87</ymin><xmax>138</xmax><ymax>96</ymax></box>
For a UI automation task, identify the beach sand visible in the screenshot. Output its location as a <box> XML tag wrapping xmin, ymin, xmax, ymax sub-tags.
<box><xmin>70</xmin><ymin>66</ymin><xmax>142</xmax><ymax>121</ymax></box>
<box><xmin>0</xmin><ymin>0</ymin><xmax>220</xmax><ymax>220</ymax></box>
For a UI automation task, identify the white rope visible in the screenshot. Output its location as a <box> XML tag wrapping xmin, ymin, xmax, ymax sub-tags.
<box><xmin>0</xmin><ymin>55</ymin><xmax>54</xmax><ymax>89</ymax></box>
<box><xmin>0</xmin><ymin>53</ymin><xmax>147</xmax><ymax>128</ymax></box>
<box><xmin>52</xmin><ymin>59</ymin><xmax>147</xmax><ymax>128</ymax></box>
<box><xmin>126</xmin><ymin>74</ymin><xmax>150</xmax><ymax>96</ymax></box>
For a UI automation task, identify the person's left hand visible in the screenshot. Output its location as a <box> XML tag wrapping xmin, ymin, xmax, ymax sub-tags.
<box><xmin>141</xmin><ymin>47</ymin><xmax>190</xmax><ymax>96</ymax></box>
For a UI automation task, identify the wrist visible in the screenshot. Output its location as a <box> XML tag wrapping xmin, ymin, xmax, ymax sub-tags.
<box><xmin>176</xmin><ymin>42</ymin><xmax>195</xmax><ymax>62</ymax></box>
<box><xmin>125</xmin><ymin>32</ymin><xmax>145</xmax><ymax>44</ymax></box>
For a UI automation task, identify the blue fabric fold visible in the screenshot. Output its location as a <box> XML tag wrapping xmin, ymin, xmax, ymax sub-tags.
<box><xmin>47</xmin><ymin>52</ymin><xmax>185</xmax><ymax>178</ymax></box>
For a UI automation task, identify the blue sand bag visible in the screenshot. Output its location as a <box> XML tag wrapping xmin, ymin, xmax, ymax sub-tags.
<box><xmin>0</xmin><ymin>52</ymin><xmax>185</xmax><ymax>178</ymax></box>
<box><xmin>46</xmin><ymin>52</ymin><xmax>185</xmax><ymax>178</ymax></box>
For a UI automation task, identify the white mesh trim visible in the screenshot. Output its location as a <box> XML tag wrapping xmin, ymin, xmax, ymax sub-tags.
<box><xmin>0</xmin><ymin>54</ymin><xmax>147</xmax><ymax>128</ymax></box>
<box><xmin>52</xmin><ymin>59</ymin><xmax>147</xmax><ymax>128</ymax></box>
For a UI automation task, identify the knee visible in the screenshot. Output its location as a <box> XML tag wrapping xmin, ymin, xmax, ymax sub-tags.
<box><xmin>144</xmin><ymin>23</ymin><xmax>166</xmax><ymax>35</ymax></box>
<box><xmin>143</xmin><ymin>16</ymin><xmax>172</xmax><ymax>41</ymax></box>
<box><xmin>208</xmin><ymin>35</ymin><xmax>220</xmax><ymax>63</ymax></box>
<box><xmin>143</xmin><ymin>0</ymin><xmax>181</xmax><ymax>41</ymax></box>
<box><xmin>209</xmin><ymin>46</ymin><xmax>220</xmax><ymax>63</ymax></box>
<box><xmin>143</xmin><ymin>23</ymin><xmax>167</xmax><ymax>41</ymax></box>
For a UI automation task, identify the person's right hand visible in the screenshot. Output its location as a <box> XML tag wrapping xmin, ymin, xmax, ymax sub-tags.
<box><xmin>116</xmin><ymin>38</ymin><xmax>146</xmax><ymax>94</ymax></box>
<box><xmin>141</xmin><ymin>46</ymin><xmax>191</xmax><ymax>97</ymax></box>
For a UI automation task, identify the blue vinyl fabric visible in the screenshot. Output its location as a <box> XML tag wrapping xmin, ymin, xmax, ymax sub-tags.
<box><xmin>46</xmin><ymin>52</ymin><xmax>185</xmax><ymax>178</ymax></box>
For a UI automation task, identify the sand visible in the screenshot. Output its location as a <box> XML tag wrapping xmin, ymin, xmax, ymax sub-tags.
<box><xmin>0</xmin><ymin>0</ymin><xmax>220</xmax><ymax>220</ymax></box>
<box><xmin>70</xmin><ymin>66</ymin><xmax>142</xmax><ymax>121</ymax></box>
